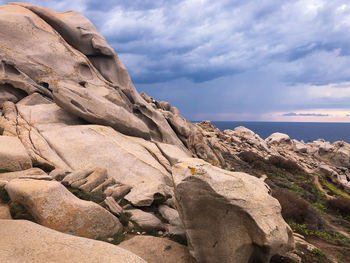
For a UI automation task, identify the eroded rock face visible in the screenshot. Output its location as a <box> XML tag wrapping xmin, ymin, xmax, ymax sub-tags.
<box><xmin>0</xmin><ymin>3</ymin><xmax>185</xmax><ymax>148</ymax></box>
<box><xmin>5</xmin><ymin>179</ymin><xmax>122</xmax><ymax>239</ymax></box>
<box><xmin>172</xmin><ymin>158</ymin><xmax>294</xmax><ymax>263</ymax></box>
<box><xmin>0</xmin><ymin>220</ymin><xmax>146</xmax><ymax>263</ymax></box>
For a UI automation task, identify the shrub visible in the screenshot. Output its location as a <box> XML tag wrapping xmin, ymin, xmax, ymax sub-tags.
<box><xmin>328</xmin><ymin>197</ymin><xmax>350</xmax><ymax>216</ymax></box>
<box><xmin>273</xmin><ymin>189</ymin><xmax>322</xmax><ymax>230</ymax></box>
<box><xmin>268</xmin><ymin>156</ymin><xmax>303</xmax><ymax>173</ymax></box>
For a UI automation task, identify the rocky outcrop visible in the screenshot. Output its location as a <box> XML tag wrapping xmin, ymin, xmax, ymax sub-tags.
<box><xmin>0</xmin><ymin>3</ymin><xmax>298</xmax><ymax>263</ymax></box>
<box><xmin>172</xmin><ymin>158</ymin><xmax>294</xmax><ymax>263</ymax></box>
<box><xmin>119</xmin><ymin>235</ymin><xmax>191</xmax><ymax>263</ymax></box>
<box><xmin>0</xmin><ymin>220</ymin><xmax>146</xmax><ymax>263</ymax></box>
<box><xmin>6</xmin><ymin>179</ymin><xmax>122</xmax><ymax>239</ymax></box>
<box><xmin>0</xmin><ymin>3</ymin><xmax>185</xmax><ymax>148</ymax></box>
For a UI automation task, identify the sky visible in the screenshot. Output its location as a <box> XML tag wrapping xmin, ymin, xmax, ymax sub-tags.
<box><xmin>3</xmin><ymin>0</ymin><xmax>350</xmax><ymax>122</ymax></box>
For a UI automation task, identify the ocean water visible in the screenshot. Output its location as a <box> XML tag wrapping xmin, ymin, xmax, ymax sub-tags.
<box><xmin>209</xmin><ymin>121</ymin><xmax>350</xmax><ymax>143</ymax></box>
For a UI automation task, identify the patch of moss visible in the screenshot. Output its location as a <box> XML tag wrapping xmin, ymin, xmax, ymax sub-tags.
<box><xmin>0</xmin><ymin>188</ymin><xmax>10</xmax><ymax>203</ymax></box>
<box><xmin>66</xmin><ymin>186</ymin><xmax>105</xmax><ymax>204</ymax></box>
<box><xmin>0</xmin><ymin>169</ymin><xmax>11</xmax><ymax>173</ymax></box>
<box><xmin>311</xmin><ymin>249</ymin><xmax>326</xmax><ymax>260</ymax></box>
<box><xmin>289</xmin><ymin>221</ymin><xmax>350</xmax><ymax>244</ymax></box>
<box><xmin>119</xmin><ymin>212</ymin><xmax>132</xmax><ymax>227</ymax></box>
<box><xmin>107</xmin><ymin>232</ymin><xmax>125</xmax><ymax>245</ymax></box>
<box><xmin>9</xmin><ymin>201</ymin><xmax>35</xmax><ymax>221</ymax></box>
<box><xmin>319</xmin><ymin>177</ymin><xmax>349</xmax><ymax>199</ymax></box>
<box><xmin>32</xmin><ymin>161</ymin><xmax>55</xmax><ymax>173</ymax></box>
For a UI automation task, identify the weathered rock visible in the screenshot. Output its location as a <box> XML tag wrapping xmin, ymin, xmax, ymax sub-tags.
<box><xmin>292</xmin><ymin>139</ymin><xmax>307</xmax><ymax>153</ymax></box>
<box><xmin>0</xmin><ymin>203</ymin><xmax>11</xmax><ymax>219</ymax></box>
<box><xmin>1</xmin><ymin>3</ymin><xmax>187</xmax><ymax>148</ymax></box>
<box><xmin>119</xmin><ymin>235</ymin><xmax>191</xmax><ymax>263</ymax></box>
<box><xmin>104</xmin><ymin>184</ymin><xmax>132</xmax><ymax>199</ymax></box>
<box><xmin>156</xmin><ymin>142</ymin><xmax>192</xmax><ymax>166</ymax></box>
<box><xmin>0</xmin><ymin>136</ymin><xmax>32</xmax><ymax>171</ymax></box>
<box><xmin>36</xmin><ymin>124</ymin><xmax>173</xmax><ymax>206</ymax></box>
<box><xmin>6</xmin><ymin>179</ymin><xmax>122</xmax><ymax>239</ymax></box>
<box><xmin>172</xmin><ymin>158</ymin><xmax>294</xmax><ymax>263</ymax></box>
<box><xmin>158</xmin><ymin>204</ymin><xmax>183</xmax><ymax>227</ymax></box>
<box><xmin>0</xmin><ymin>168</ymin><xmax>50</xmax><ymax>182</ymax></box>
<box><xmin>105</xmin><ymin>196</ymin><xmax>123</xmax><ymax>216</ymax></box>
<box><xmin>49</xmin><ymin>168</ymin><xmax>71</xmax><ymax>181</ymax></box>
<box><xmin>128</xmin><ymin>209</ymin><xmax>165</xmax><ymax>232</ymax></box>
<box><xmin>266</xmin><ymin>132</ymin><xmax>291</xmax><ymax>146</ymax></box>
<box><xmin>61</xmin><ymin>168</ymin><xmax>95</xmax><ymax>187</ymax></box>
<box><xmin>78</xmin><ymin>168</ymin><xmax>108</xmax><ymax>192</ymax></box>
<box><xmin>0</xmin><ymin>219</ymin><xmax>146</xmax><ymax>263</ymax></box>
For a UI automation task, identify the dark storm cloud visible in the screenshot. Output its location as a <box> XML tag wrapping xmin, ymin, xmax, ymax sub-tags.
<box><xmin>2</xmin><ymin>0</ymin><xmax>350</xmax><ymax>119</ymax></box>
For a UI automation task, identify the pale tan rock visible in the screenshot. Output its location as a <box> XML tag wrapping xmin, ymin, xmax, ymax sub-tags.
<box><xmin>105</xmin><ymin>196</ymin><xmax>123</xmax><ymax>216</ymax></box>
<box><xmin>119</xmin><ymin>235</ymin><xmax>191</xmax><ymax>263</ymax></box>
<box><xmin>0</xmin><ymin>168</ymin><xmax>50</xmax><ymax>182</ymax></box>
<box><xmin>172</xmin><ymin>158</ymin><xmax>294</xmax><ymax>263</ymax></box>
<box><xmin>38</xmin><ymin>125</ymin><xmax>173</xmax><ymax>206</ymax></box>
<box><xmin>104</xmin><ymin>184</ymin><xmax>132</xmax><ymax>199</ymax></box>
<box><xmin>5</xmin><ymin>179</ymin><xmax>122</xmax><ymax>239</ymax></box>
<box><xmin>158</xmin><ymin>205</ymin><xmax>183</xmax><ymax>227</ymax></box>
<box><xmin>0</xmin><ymin>136</ymin><xmax>32</xmax><ymax>171</ymax></box>
<box><xmin>292</xmin><ymin>139</ymin><xmax>307</xmax><ymax>153</ymax></box>
<box><xmin>155</xmin><ymin>142</ymin><xmax>191</xmax><ymax>165</ymax></box>
<box><xmin>78</xmin><ymin>168</ymin><xmax>108</xmax><ymax>192</ymax></box>
<box><xmin>0</xmin><ymin>203</ymin><xmax>11</xmax><ymax>219</ymax></box>
<box><xmin>266</xmin><ymin>132</ymin><xmax>291</xmax><ymax>146</ymax></box>
<box><xmin>128</xmin><ymin>209</ymin><xmax>165</xmax><ymax>232</ymax></box>
<box><xmin>61</xmin><ymin>168</ymin><xmax>94</xmax><ymax>187</ymax></box>
<box><xmin>0</xmin><ymin>219</ymin><xmax>146</xmax><ymax>263</ymax></box>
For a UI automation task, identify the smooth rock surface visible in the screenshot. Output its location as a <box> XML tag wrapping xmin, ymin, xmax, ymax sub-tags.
<box><xmin>6</xmin><ymin>179</ymin><xmax>122</xmax><ymax>239</ymax></box>
<box><xmin>0</xmin><ymin>203</ymin><xmax>11</xmax><ymax>219</ymax></box>
<box><xmin>119</xmin><ymin>235</ymin><xmax>191</xmax><ymax>263</ymax></box>
<box><xmin>172</xmin><ymin>158</ymin><xmax>294</xmax><ymax>263</ymax></box>
<box><xmin>0</xmin><ymin>219</ymin><xmax>147</xmax><ymax>263</ymax></box>
<box><xmin>0</xmin><ymin>136</ymin><xmax>32</xmax><ymax>171</ymax></box>
<box><xmin>128</xmin><ymin>209</ymin><xmax>165</xmax><ymax>232</ymax></box>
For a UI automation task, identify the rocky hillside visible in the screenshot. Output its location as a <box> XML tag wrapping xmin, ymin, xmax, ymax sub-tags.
<box><xmin>0</xmin><ymin>2</ymin><xmax>348</xmax><ymax>263</ymax></box>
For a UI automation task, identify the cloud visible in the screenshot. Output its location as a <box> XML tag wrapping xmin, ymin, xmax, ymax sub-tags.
<box><xmin>283</xmin><ymin>113</ymin><xmax>329</xmax><ymax>117</ymax></box>
<box><xmin>2</xmin><ymin>0</ymin><xmax>350</xmax><ymax>120</ymax></box>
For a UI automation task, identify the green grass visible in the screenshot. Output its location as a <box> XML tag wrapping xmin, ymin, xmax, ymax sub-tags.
<box><xmin>311</xmin><ymin>249</ymin><xmax>327</xmax><ymax>261</ymax></box>
<box><xmin>289</xmin><ymin>221</ymin><xmax>350</xmax><ymax>244</ymax></box>
<box><xmin>66</xmin><ymin>186</ymin><xmax>105</xmax><ymax>204</ymax></box>
<box><xmin>319</xmin><ymin>177</ymin><xmax>349</xmax><ymax>199</ymax></box>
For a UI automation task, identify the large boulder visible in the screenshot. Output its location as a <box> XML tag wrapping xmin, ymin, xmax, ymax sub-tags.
<box><xmin>119</xmin><ymin>235</ymin><xmax>191</xmax><ymax>263</ymax></box>
<box><xmin>266</xmin><ymin>132</ymin><xmax>291</xmax><ymax>146</ymax></box>
<box><xmin>0</xmin><ymin>219</ymin><xmax>146</xmax><ymax>263</ymax></box>
<box><xmin>5</xmin><ymin>179</ymin><xmax>122</xmax><ymax>239</ymax></box>
<box><xmin>0</xmin><ymin>136</ymin><xmax>32</xmax><ymax>171</ymax></box>
<box><xmin>172</xmin><ymin>158</ymin><xmax>294</xmax><ymax>263</ymax></box>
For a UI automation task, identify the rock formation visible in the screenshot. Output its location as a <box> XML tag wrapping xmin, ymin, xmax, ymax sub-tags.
<box><xmin>5</xmin><ymin>2</ymin><xmax>346</xmax><ymax>263</ymax></box>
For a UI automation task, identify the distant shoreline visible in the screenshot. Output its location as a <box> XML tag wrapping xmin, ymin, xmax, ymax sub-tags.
<box><xmin>193</xmin><ymin>121</ymin><xmax>350</xmax><ymax>143</ymax></box>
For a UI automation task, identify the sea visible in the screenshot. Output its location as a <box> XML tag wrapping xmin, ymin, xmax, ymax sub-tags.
<box><xmin>206</xmin><ymin>121</ymin><xmax>350</xmax><ymax>144</ymax></box>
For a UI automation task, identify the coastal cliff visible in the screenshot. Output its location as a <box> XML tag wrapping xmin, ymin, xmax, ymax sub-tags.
<box><xmin>0</xmin><ymin>3</ymin><xmax>349</xmax><ymax>263</ymax></box>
